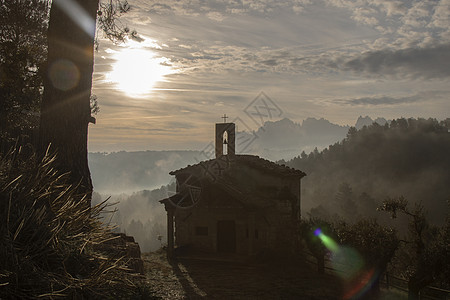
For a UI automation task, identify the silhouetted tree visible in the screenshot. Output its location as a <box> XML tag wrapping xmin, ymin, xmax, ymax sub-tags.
<box><xmin>335</xmin><ymin>182</ymin><xmax>356</xmax><ymax>220</ymax></box>
<box><xmin>335</xmin><ymin>219</ymin><xmax>399</xmax><ymax>297</ymax></box>
<box><xmin>300</xmin><ymin>150</ymin><xmax>307</xmax><ymax>159</ymax></box>
<box><xmin>39</xmin><ymin>0</ymin><xmax>132</xmax><ymax>201</ymax></box>
<box><xmin>286</xmin><ymin>118</ymin><xmax>450</xmax><ymax>223</ymax></box>
<box><xmin>346</xmin><ymin>126</ymin><xmax>357</xmax><ymax>141</ymax></box>
<box><xmin>0</xmin><ymin>0</ymin><xmax>49</xmax><ymax>148</ymax></box>
<box><xmin>378</xmin><ymin>197</ymin><xmax>449</xmax><ymax>300</ymax></box>
<box><xmin>39</xmin><ymin>0</ymin><xmax>99</xmax><ymax>201</ymax></box>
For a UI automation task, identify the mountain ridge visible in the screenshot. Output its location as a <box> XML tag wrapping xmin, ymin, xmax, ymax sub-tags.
<box><xmin>88</xmin><ymin>116</ymin><xmax>400</xmax><ymax>193</ymax></box>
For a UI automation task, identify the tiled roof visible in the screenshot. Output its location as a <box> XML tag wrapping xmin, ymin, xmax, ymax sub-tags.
<box><xmin>169</xmin><ymin>154</ymin><xmax>306</xmax><ymax>178</ymax></box>
<box><xmin>212</xmin><ymin>177</ymin><xmax>279</xmax><ymax>209</ymax></box>
<box><xmin>234</xmin><ymin>155</ymin><xmax>306</xmax><ymax>177</ymax></box>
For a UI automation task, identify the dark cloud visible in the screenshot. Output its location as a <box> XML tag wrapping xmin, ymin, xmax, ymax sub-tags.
<box><xmin>138</xmin><ymin>0</ymin><xmax>311</xmax><ymax>17</ymax></box>
<box><xmin>90</xmin><ymin>1</ymin><xmax>450</xmax><ymax>153</ymax></box>
<box><xmin>343</xmin><ymin>44</ymin><xmax>450</xmax><ymax>79</ymax></box>
<box><xmin>216</xmin><ymin>95</ymin><xmax>248</xmax><ymax>103</ymax></box>
<box><xmin>261</xmin><ymin>59</ymin><xmax>279</xmax><ymax>66</ymax></box>
<box><xmin>335</xmin><ymin>91</ymin><xmax>446</xmax><ymax>106</ymax></box>
<box><xmin>339</xmin><ymin>95</ymin><xmax>420</xmax><ymax>106</ymax></box>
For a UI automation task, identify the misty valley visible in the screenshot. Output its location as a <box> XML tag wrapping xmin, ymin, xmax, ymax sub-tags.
<box><xmin>82</xmin><ymin>116</ymin><xmax>450</xmax><ymax>299</ymax></box>
<box><xmin>90</xmin><ymin>116</ymin><xmax>449</xmax><ymax>253</ymax></box>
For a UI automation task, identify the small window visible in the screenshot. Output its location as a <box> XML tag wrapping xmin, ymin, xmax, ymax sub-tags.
<box><xmin>223</xmin><ymin>131</ymin><xmax>228</xmax><ymax>155</ymax></box>
<box><xmin>195</xmin><ymin>226</ymin><xmax>208</xmax><ymax>236</ymax></box>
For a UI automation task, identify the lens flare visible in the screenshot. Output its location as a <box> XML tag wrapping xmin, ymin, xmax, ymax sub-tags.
<box><xmin>314</xmin><ymin>227</ymin><xmax>339</xmax><ymax>252</ymax></box>
<box><xmin>312</xmin><ymin>228</ymin><xmax>379</xmax><ymax>300</ymax></box>
<box><xmin>48</xmin><ymin>59</ymin><xmax>80</xmax><ymax>91</ymax></box>
<box><xmin>53</xmin><ymin>0</ymin><xmax>96</xmax><ymax>37</ymax></box>
<box><xmin>343</xmin><ymin>268</ymin><xmax>378</xmax><ymax>300</ymax></box>
<box><xmin>331</xmin><ymin>246</ymin><xmax>364</xmax><ymax>279</ymax></box>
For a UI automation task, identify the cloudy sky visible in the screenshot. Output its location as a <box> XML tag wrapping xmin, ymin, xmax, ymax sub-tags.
<box><xmin>89</xmin><ymin>0</ymin><xmax>450</xmax><ymax>153</ymax></box>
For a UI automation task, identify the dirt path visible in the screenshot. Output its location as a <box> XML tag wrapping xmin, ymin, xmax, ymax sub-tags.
<box><xmin>142</xmin><ymin>252</ymin><xmax>343</xmax><ymax>299</ymax></box>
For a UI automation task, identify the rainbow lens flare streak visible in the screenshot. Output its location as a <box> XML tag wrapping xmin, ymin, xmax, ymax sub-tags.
<box><xmin>314</xmin><ymin>228</ymin><xmax>339</xmax><ymax>252</ymax></box>
<box><xmin>313</xmin><ymin>228</ymin><xmax>379</xmax><ymax>299</ymax></box>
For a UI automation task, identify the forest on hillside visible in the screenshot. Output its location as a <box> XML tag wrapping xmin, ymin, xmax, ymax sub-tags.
<box><xmin>281</xmin><ymin>117</ymin><xmax>450</xmax><ymax>224</ymax></box>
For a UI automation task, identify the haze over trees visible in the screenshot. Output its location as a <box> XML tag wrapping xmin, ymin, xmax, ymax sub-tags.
<box><xmin>237</xmin><ymin>117</ymin><xmax>350</xmax><ymax>160</ymax></box>
<box><xmin>92</xmin><ymin>187</ymin><xmax>169</xmax><ymax>252</ymax></box>
<box><xmin>378</xmin><ymin>197</ymin><xmax>450</xmax><ymax>300</ymax></box>
<box><xmin>282</xmin><ymin>117</ymin><xmax>450</xmax><ymax>224</ymax></box>
<box><xmin>89</xmin><ymin>150</ymin><xmax>202</xmax><ymax>193</ymax></box>
<box><xmin>289</xmin><ymin>117</ymin><xmax>450</xmax><ymax>298</ymax></box>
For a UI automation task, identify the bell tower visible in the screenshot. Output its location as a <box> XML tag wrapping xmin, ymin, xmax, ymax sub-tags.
<box><xmin>215</xmin><ymin>114</ymin><xmax>235</xmax><ymax>158</ymax></box>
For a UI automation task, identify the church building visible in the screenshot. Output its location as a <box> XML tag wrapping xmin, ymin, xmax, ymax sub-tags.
<box><xmin>160</xmin><ymin>119</ymin><xmax>306</xmax><ymax>258</ymax></box>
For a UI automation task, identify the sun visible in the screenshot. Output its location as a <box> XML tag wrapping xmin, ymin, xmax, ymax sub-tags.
<box><xmin>108</xmin><ymin>47</ymin><xmax>174</xmax><ymax>97</ymax></box>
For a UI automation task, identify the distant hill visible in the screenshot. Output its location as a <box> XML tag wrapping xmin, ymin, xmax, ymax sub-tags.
<box><xmin>88</xmin><ymin>150</ymin><xmax>202</xmax><ymax>194</ymax></box>
<box><xmin>88</xmin><ymin>116</ymin><xmax>397</xmax><ymax>194</ymax></box>
<box><xmin>89</xmin><ymin>117</ymin><xmax>354</xmax><ymax>194</ymax></box>
<box><xmin>355</xmin><ymin>116</ymin><xmax>387</xmax><ymax>129</ymax></box>
<box><xmin>92</xmin><ymin>187</ymin><xmax>170</xmax><ymax>252</ymax></box>
<box><xmin>283</xmin><ymin>117</ymin><xmax>450</xmax><ymax>224</ymax></box>
<box><xmin>237</xmin><ymin>117</ymin><xmax>350</xmax><ymax>160</ymax></box>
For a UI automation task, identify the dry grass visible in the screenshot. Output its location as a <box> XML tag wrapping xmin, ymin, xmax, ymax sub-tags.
<box><xmin>0</xmin><ymin>146</ymin><xmax>143</xmax><ymax>298</ymax></box>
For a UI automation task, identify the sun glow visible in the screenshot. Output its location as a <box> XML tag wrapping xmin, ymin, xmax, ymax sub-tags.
<box><xmin>107</xmin><ymin>44</ymin><xmax>175</xmax><ymax>97</ymax></box>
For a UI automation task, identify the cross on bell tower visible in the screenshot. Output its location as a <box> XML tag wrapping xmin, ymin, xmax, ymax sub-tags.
<box><xmin>215</xmin><ymin>115</ymin><xmax>235</xmax><ymax>158</ymax></box>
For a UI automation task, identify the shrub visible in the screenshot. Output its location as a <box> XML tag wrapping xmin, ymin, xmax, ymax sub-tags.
<box><xmin>0</xmin><ymin>146</ymin><xmax>140</xmax><ymax>298</ymax></box>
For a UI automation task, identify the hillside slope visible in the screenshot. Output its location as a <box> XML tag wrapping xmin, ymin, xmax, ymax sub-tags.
<box><xmin>284</xmin><ymin>118</ymin><xmax>450</xmax><ymax>224</ymax></box>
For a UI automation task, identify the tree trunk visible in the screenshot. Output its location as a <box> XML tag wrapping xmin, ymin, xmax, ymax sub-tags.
<box><xmin>408</xmin><ymin>276</ymin><xmax>423</xmax><ymax>300</ymax></box>
<box><xmin>39</xmin><ymin>0</ymin><xmax>98</xmax><ymax>203</ymax></box>
<box><xmin>407</xmin><ymin>270</ymin><xmax>433</xmax><ymax>300</ymax></box>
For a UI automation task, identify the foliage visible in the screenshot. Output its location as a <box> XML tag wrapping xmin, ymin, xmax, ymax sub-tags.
<box><xmin>0</xmin><ymin>147</ymin><xmax>142</xmax><ymax>298</ymax></box>
<box><xmin>90</xmin><ymin>94</ymin><xmax>100</xmax><ymax>116</ymax></box>
<box><xmin>302</xmin><ymin>216</ymin><xmax>399</xmax><ymax>296</ymax></box>
<box><xmin>332</xmin><ymin>219</ymin><xmax>398</xmax><ymax>297</ymax></box>
<box><xmin>96</xmin><ymin>0</ymin><xmax>141</xmax><ymax>49</ymax></box>
<box><xmin>334</xmin><ymin>219</ymin><xmax>398</xmax><ymax>272</ymax></box>
<box><xmin>378</xmin><ymin>197</ymin><xmax>450</xmax><ymax>299</ymax></box>
<box><xmin>0</xmin><ymin>0</ymin><xmax>134</xmax><ymax>145</ymax></box>
<box><xmin>38</xmin><ymin>0</ymin><xmax>137</xmax><ymax>198</ymax></box>
<box><xmin>301</xmin><ymin>218</ymin><xmax>336</xmax><ymax>274</ymax></box>
<box><xmin>286</xmin><ymin>118</ymin><xmax>450</xmax><ymax>223</ymax></box>
<box><xmin>0</xmin><ymin>0</ymin><xmax>49</xmax><ymax>144</ymax></box>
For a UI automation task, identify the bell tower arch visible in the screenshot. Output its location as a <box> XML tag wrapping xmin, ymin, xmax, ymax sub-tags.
<box><xmin>215</xmin><ymin>117</ymin><xmax>235</xmax><ymax>158</ymax></box>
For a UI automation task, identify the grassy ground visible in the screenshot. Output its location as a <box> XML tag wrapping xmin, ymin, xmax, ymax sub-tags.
<box><xmin>142</xmin><ymin>251</ymin><xmax>344</xmax><ymax>299</ymax></box>
<box><xmin>140</xmin><ymin>251</ymin><xmax>410</xmax><ymax>299</ymax></box>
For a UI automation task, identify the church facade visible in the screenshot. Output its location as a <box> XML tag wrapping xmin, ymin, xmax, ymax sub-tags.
<box><xmin>160</xmin><ymin>121</ymin><xmax>306</xmax><ymax>258</ymax></box>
